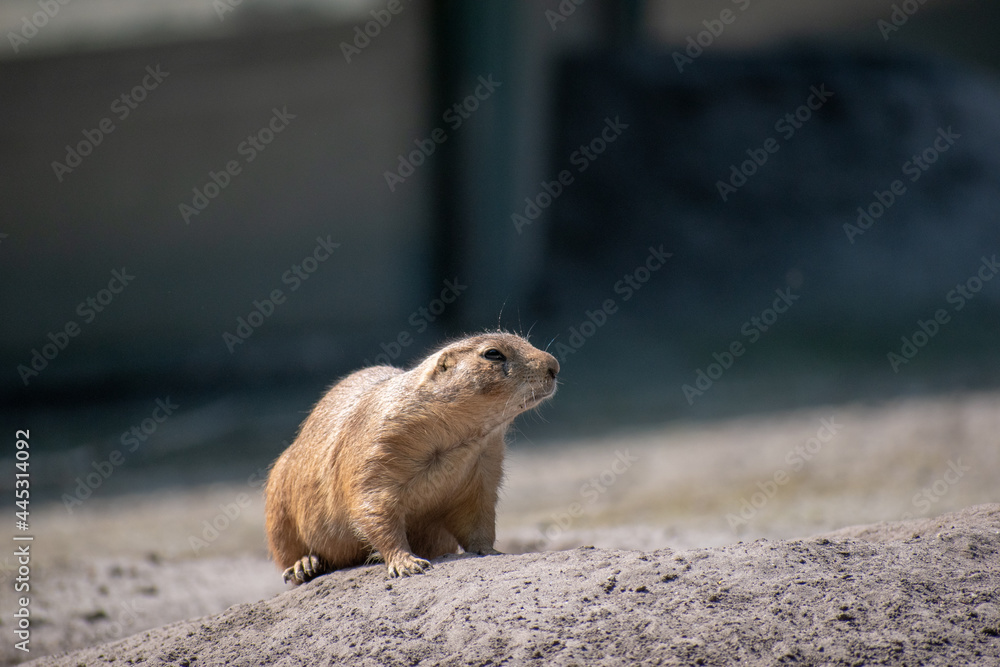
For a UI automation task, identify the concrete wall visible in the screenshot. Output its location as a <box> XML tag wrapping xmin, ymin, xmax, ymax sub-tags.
<box><xmin>1</xmin><ymin>12</ymin><xmax>434</xmax><ymax>397</ymax></box>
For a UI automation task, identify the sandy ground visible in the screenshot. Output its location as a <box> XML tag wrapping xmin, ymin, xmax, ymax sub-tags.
<box><xmin>2</xmin><ymin>390</ymin><xmax>999</xmax><ymax>665</ymax></box>
<box><xmin>23</xmin><ymin>505</ymin><xmax>1000</xmax><ymax>666</ymax></box>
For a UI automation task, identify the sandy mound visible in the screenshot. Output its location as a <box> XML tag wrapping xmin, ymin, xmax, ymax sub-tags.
<box><xmin>29</xmin><ymin>504</ymin><xmax>1000</xmax><ymax>666</ymax></box>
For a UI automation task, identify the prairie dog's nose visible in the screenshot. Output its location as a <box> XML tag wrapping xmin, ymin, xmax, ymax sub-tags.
<box><xmin>545</xmin><ymin>355</ymin><xmax>560</xmax><ymax>380</ymax></box>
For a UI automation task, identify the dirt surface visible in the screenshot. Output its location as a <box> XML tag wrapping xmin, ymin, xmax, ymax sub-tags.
<box><xmin>23</xmin><ymin>504</ymin><xmax>1000</xmax><ymax>666</ymax></box>
<box><xmin>3</xmin><ymin>391</ymin><xmax>999</xmax><ymax>665</ymax></box>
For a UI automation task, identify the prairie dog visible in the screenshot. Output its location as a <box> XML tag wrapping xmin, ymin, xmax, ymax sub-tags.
<box><xmin>264</xmin><ymin>332</ymin><xmax>559</xmax><ymax>583</ymax></box>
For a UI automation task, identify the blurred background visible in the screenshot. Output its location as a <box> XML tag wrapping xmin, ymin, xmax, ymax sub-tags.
<box><xmin>1</xmin><ymin>0</ymin><xmax>1000</xmax><ymax>660</ymax></box>
<box><xmin>3</xmin><ymin>0</ymin><xmax>1000</xmax><ymax>485</ymax></box>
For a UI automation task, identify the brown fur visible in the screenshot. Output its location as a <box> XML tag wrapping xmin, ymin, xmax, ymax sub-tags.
<box><xmin>264</xmin><ymin>332</ymin><xmax>559</xmax><ymax>583</ymax></box>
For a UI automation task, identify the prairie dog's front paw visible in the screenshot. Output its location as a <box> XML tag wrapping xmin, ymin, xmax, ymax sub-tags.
<box><xmin>386</xmin><ymin>553</ymin><xmax>431</xmax><ymax>578</ymax></box>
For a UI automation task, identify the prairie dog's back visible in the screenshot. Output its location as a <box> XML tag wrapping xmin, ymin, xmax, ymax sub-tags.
<box><xmin>292</xmin><ymin>365</ymin><xmax>403</xmax><ymax>458</ymax></box>
<box><xmin>268</xmin><ymin>366</ymin><xmax>402</xmax><ymax>511</ymax></box>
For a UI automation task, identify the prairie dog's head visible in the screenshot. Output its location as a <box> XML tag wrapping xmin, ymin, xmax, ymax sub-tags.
<box><xmin>417</xmin><ymin>332</ymin><xmax>559</xmax><ymax>419</ymax></box>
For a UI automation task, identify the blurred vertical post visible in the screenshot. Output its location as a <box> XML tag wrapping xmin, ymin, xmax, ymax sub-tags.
<box><xmin>429</xmin><ymin>0</ymin><xmax>645</xmax><ymax>329</ymax></box>
<box><xmin>611</xmin><ymin>0</ymin><xmax>646</xmax><ymax>45</ymax></box>
<box><xmin>429</xmin><ymin>1</ymin><xmax>522</xmax><ymax>328</ymax></box>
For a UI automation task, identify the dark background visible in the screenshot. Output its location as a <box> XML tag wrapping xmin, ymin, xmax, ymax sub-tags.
<box><xmin>1</xmin><ymin>0</ymin><xmax>998</xmax><ymax>500</ymax></box>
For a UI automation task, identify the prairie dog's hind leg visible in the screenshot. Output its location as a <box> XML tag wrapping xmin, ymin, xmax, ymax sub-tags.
<box><xmin>408</xmin><ymin>522</ymin><xmax>460</xmax><ymax>560</ymax></box>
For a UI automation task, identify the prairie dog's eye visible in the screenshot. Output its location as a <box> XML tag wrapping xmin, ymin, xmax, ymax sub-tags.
<box><xmin>482</xmin><ymin>348</ymin><xmax>506</xmax><ymax>362</ymax></box>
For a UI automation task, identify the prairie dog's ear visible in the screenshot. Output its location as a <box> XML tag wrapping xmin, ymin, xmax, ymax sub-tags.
<box><xmin>421</xmin><ymin>350</ymin><xmax>457</xmax><ymax>383</ymax></box>
<box><xmin>435</xmin><ymin>350</ymin><xmax>458</xmax><ymax>375</ymax></box>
